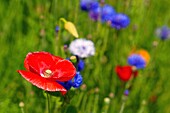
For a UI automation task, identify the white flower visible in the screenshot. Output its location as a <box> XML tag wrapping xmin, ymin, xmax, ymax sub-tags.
<box><xmin>69</xmin><ymin>38</ymin><xmax>95</xmax><ymax>58</ymax></box>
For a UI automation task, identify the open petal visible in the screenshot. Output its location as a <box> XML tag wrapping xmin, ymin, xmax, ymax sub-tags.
<box><xmin>18</xmin><ymin>70</ymin><xmax>67</xmax><ymax>93</ymax></box>
<box><xmin>115</xmin><ymin>66</ymin><xmax>132</xmax><ymax>81</ymax></box>
<box><xmin>24</xmin><ymin>51</ymin><xmax>63</xmax><ymax>74</ymax></box>
<box><xmin>52</xmin><ymin>55</ymin><xmax>63</xmax><ymax>63</ymax></box>
<box><xmin>51</xmin><ymin>60</ymin><xmax>76</xmax><ymax>81</ymax></box>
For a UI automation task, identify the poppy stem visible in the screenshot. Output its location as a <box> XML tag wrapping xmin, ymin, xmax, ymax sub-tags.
<box><xmin>20</xmin><ymin>107</ymin><xmax>24</xmax><ymax>113</ymax></box>
<box><xmin>46</xmin><ymin>93</ymin><xmax>51</xmax><ymax>113</ymax></box>
<box><xmin>119</xmin><ymin>93</ymin><xmax>128</xmax><ymax>113</ymax></box>
<box><xmin>119</xmin><ymin>101</ymin><xmax>125</xmax><ymax>113</ymax></box>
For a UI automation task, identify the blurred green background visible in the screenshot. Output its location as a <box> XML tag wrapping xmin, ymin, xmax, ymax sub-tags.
<box><xmin>0</xmin><ymin>0</ymin><xmax>170</xmax><ymax>113</ymax></box>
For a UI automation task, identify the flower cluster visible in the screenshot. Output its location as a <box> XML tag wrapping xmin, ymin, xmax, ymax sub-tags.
<box><xmin>155</xmin><ymin>26</ymin><xmax>170</xmax><ymax>40</ymax></box>
<box><xmin>115</xmin><ymin>49</ymin><xmax>150</xmax><ymax>82</ymax></box>
<box><xmin>57</xmin><ymin>37</ymin><xmax>95</xmax><ymax>91</ymax></box>
<box><xmin>80</xmin><ymin>0</ymin><xmax>130</xmax><ymax>29</ymax></box>
<box><xmin>18</xmin><ymin>18</ymin><xmax>95</xmax><ymax>96</ymax></box>
<box><xmin>58</xmin><ymin>38</ymin><xmax>95</xmax><ymax>90</ymax></box>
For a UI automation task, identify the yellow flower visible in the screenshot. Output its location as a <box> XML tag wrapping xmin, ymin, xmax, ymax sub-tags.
<box><xmin>64</xmin><ymin>21</ymin><xmax>79</xmax><ymax>38</ymax></box>
<box><xmin>60</xmin><ymin>18</ymin><xmax>79</xmax><ymax>38</ymax></box>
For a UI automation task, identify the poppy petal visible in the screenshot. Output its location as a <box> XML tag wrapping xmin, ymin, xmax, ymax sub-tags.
<box><xmin>24</xmin><ymin>51</ymin><xmax>63</xmax><ymax>74</ymax></box>
<box><xmin>115</xmin><ymin>66</ymin><xmax>132</xmax><ymax>81</ymax></box>
<box><xmin>52</xmin><ymin>55</ymin><xmax>63</xmax><ymax>63</ymax></box>
<box><xmin>18</xmin><ymin>70</ymin><xmax>67</xmax><ymax>93</ymax></box>
<box><xmin>51</xmin><ymin>60</ymin><xmax>76</xmax><ymax>81</ymax></box>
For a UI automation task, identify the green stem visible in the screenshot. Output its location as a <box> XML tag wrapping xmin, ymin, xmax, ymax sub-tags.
<box><xmin>119</xmin><ymin>101</ymin><xmax>125</xmax><ymax>113</ymax></box>
<box><xmin>138</xmin><ymin>107</ymin><xmax>144</xmax><ymax>113</ymax></box>
<box><xmin>125</xmin><ymin>76</ymin><xmax>134</xmax><ymax>89</ymax></box>
<box><xmin>60</xmin><ymin>18</ymin><xmax>67</xmax><ymax>24</ymax></box>
<box><xmin>20</xmin><ymin>108</ymin><xmax>24</xmax><ymax>113</ymax></box>
<box><xmin>55</xmin><ymin>18</ymin><xmax>66</xmax><ymax>57</ymax></box>
<box><xmin>49</xmin><ymin>0</ymin><xmax>53</xmax><ymax>13</ymax></box>
<box><xmin>55</xmin><ymin>20</ymin><xmax>62</xmax><ymax>55</ymax></box>
<box><xmin>74</xmin><ymin>0</ymin><xmax>79</xmax><ymax>23</ymax></box>
<box><xmin>47</xmin><ymin>93</ymin><xmax>51</xmax><ymax>113</ymax></box>
<box><xmin>93</xmin><ymin>94</ymin><xmax>99</xmax><ymax>113</ymax></box>
<box><xmin>138</xmin><ymin>100</ymin><xmax>146</xmax><ymax>113</ymax></box>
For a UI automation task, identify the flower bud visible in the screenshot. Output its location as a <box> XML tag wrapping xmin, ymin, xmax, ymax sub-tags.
<box><xmin>104</xmin><ymin>97</ymin><xmax>110</xmax><ymax>104</ymax></box>
<box><xmin>19</xmin><ymin>101</ymin><xmax>24</xmax><ymax>108</ymax></box>
<box><xmin>70</xmin><ymin>56</ymin><xmax>77</xmax><ymax>63</ymax></box>
<box><xmin>64</xmin><ymin>21</ymin><xmax>79</xmax><ymax>38</ymax></box>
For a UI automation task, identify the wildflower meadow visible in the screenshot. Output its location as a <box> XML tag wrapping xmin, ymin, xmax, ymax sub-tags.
<box><xmin>1</xmin><ymin>0</ymin><xmax>170</xmax><ymax>113</ymax></box>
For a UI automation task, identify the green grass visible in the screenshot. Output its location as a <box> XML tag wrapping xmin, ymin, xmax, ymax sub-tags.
<box><xmin>0</xmin><ymin>0</ymin><xmax>170</xmax><ymax>113</ymax></box>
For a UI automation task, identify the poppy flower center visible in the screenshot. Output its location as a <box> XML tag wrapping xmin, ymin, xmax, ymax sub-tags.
<box><xmin>42</xmin><ymin>69</ymin><xmax>53</xmax><ymax>78</ymax></box>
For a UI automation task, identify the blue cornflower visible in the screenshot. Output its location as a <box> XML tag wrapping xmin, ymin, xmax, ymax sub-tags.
<box><xmin>58</xmin><ymin>80</ymin><xmax>73</xmax><ymax>90</ymax></box>
<box><xmin>110</xmin><ymin>13</ymin><xmax>130</xmax><ymax>30</ymax></box>
<box><xmin>77</xmin><ymin>60</ymin><xmax>85</xmax><ymax>71</ymax></box>
<box><xmin>58</xmin><ymin>72</ymin><xmax>83</xmax><ymax>90</ymax></box>
<box><xmin>90</xmin><ymin>1</ymin><xmax>100</xmax><ymax>10</ymax></box>
<box><xmin>156</xmin><ymin>26</ymin><xmax>170</xmax><ymax>40</ymax></box>
<box><xmin>101</xmin><ymin>4</ymin><xmax>116</xmax><ymax>23</ymax></box>
<box><xmin>80</xmin><ymin>0</ymin><xmax>98</xmax><ymax>11</ymax></box>
<box><xmin>89</xmin><ymin>2</ymin><xmax>101</xmax><ymax>21</ymax></box>
<box><xmin>128</xmin><ymin>54</ymin><xmax>146</xmax><ymax>69</ymax></box>
<box><xmin>66</xmin><ymin>58</ymin><xmax>70</xmax><ymax>61</ymax></box>
<box><xmin>72</xmin><ymin>72</ymin><xmax>83</xmax><ymax>88</ymax></box>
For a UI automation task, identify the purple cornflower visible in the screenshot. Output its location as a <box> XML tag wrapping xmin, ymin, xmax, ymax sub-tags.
<box><xmin>156</xmin><ymin>26</ymin><xmax>170</xmax><ymax>40</ymax></box>
<box><xmin>128</xmin><ymin>54</ymin><xmax>146</xmax><ymax>69</ymax></box>
<box><xmin>55</xmin><ymin>26</ymin><xmax>60</xmax><ymax>32</ymax></box>
<box><xmin>89</xmin><ymin>3</ymin><xmax>116</xmax><ymax>22</ymax></box>
<box><xmin>89</xmin><ymin>2</ymin><xmax>101</xmax><ymax>21</ymax></box>
<box><xmin>124</xmin><ymin>89</ymin><xmax>129</xmax><ymax>96</ymax></box>
<box><xmin>110</xmin><ymin>13</ymin><xmax>130</xmax><ymax>30</ymax></box>
<box><xmin>101</xmin><ymin>4</ymin><xmax>116</xmax><ymax>23</ymax></box>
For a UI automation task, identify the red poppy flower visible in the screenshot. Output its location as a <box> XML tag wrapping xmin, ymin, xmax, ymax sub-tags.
<box><xmin>17</xmin><ymin>51</ymin><xmax>76</xmax><ymax>95</ymax></box>
<box><xmin>115</xmin><ymin>65</ymin><xmax>138</xmax><ymax>82</ymax></box>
